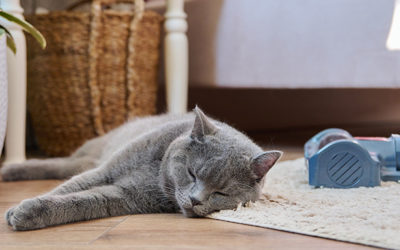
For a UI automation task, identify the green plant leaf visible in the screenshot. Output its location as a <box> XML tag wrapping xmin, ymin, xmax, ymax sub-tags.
<box><xmin>0</xmin><ymin>10</ymin><xmax>46</xmax><ymax>49</ymax></box>
<box><xmin>6</xmin><ymin>35</ymin><xmax>16</xmax><ymax>54</ymax></box>
<box><xmin>0</xmin><ymin>24</ymin><xmax>12</xmax><ymax>37</ymax></box>
<box><xmin>0</xmin><ymin>24</ymin><xmax>16</xmax><ymax>54</ymax></box>
<box><xmin>0</xmin><ymin>28</ymin><xmax>4</xmax><ymax>37</ymax></box>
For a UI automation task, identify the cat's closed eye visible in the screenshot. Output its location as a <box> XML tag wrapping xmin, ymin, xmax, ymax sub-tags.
<box><xmin>187</xmin><ymin>168</ymin><xmax>196</xmax><ymax>180</ymax></box>
<box><xmin>213</xmin><ymin>191</ymin><xmax>229</xmax><ymax>197</ymax></box>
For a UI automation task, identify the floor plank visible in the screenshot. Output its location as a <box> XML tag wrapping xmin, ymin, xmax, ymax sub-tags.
<box><xmin>92</xmin><ymin>214</ymin><xmax>374</xmax><ymax>250</ymax></box>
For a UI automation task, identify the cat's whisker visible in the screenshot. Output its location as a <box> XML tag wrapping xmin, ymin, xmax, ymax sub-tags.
<box><xmin>236</xmin><ymin>183</ymin><xmax>258</xmax><ymax>193</ymax></box>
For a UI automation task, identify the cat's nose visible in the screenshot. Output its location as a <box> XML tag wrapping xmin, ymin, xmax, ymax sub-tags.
<box><xmin>189</xmin><ymin>196</ymin><xmax>202</xmax><ymax>206</ymax></box>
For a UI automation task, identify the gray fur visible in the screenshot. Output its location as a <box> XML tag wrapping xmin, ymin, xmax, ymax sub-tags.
<box><xmin>1</xmin><ymin>107</ymin><xmax>282</xmax><ymax>230</ymax></box>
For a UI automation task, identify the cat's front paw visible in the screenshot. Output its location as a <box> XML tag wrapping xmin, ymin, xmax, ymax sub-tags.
<box><xmin>6</xmin><ymin>199</ymin><xmax>48</xmax><ymax>231</ymax></box>
<box><xmin>5</xmin><ymin>206</ymin><xmax>16</xmax><ymax>226</ymax></box>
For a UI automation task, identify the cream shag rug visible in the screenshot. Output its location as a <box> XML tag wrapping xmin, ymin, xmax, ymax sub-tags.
<box><xmin>209</xmin><ymin>158</ymin><xmax>400</xmax><ymax>249</ymax></box>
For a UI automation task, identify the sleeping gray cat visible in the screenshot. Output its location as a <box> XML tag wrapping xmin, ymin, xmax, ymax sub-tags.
<box><xmin>1</xmin><ymin>107</ymin><xmax>282</xmax><ymax>231</ymax></box>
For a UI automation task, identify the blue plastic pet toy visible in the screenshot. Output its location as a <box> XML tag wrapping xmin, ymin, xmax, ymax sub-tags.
<box><xmin>305</xmin><ymin>128</ymin><xmax>400</xmax><ymax>188</ymax></box>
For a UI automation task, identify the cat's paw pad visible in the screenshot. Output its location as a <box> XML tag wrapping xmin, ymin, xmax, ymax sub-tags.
<box><xmin>6</xmin><ymin>199</ymin><xmax>47</xmax><ymax>231</ymax></box>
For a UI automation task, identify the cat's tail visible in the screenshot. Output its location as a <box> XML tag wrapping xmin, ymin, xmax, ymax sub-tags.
<box><xmin>1</xmin><ymin>157</ymin><xmax>96</xmax><ymax>181</ymax></box>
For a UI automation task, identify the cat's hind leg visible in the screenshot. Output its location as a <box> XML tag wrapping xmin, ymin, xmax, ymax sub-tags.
<box><xmin>1</xmin><ymin>156</ymin><xmax>96</xmax><ymax>181</ymax></box>
<box><xmin>1</xmin><ymin>135</ymin><xmax>106</xmax><ymax>181</ymax></box>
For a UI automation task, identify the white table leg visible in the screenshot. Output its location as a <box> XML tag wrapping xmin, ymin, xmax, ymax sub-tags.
<box><xmin>1</xmin><ymin>0</ymin><xmax>27</xmax><ymax>164</ymax></box>
<box><xmin>164</xmin><ymin>0</ymin><xmax>188</xmax><ymax>114</ymax></box>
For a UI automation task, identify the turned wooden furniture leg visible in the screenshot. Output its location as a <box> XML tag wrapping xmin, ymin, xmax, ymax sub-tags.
<box><xmin>164</xmin><ymin>0</ymin><xmax>188</xmax><ymax>114</ymax></box>
<box><xmin>2</xmin><ymin>0</ymin><xmax>27</xmax><ymax>164</ymax></box>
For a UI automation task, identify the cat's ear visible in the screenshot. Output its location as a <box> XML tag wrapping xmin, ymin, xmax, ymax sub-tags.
<box><xmin>251</xmin><ymin>151</ymin><xmax>282</xmax><ymax>181</ymax></box>
<box><xmin>191</xmin><ymin>106</ymin><xmax>218</xmax><ymax>141</ymax></box>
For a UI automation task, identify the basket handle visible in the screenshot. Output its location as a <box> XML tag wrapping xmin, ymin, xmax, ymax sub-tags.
<box><xmin>88</xmin><ymin>0</ymin><xmax>145</xmax><ymax>135</ymax></box>
<box><xmin>68</xmin><ymin>0</ymin><xmax>144</xmax><ymax>13</ymax></box>
<box><xmin>92</xmin><ymin>0</ymin><xmax>144</xmax><ymax>14</ymax></box>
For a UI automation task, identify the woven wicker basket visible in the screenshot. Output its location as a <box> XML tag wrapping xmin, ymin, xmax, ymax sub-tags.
<box><xmin>26</xmin><ymin>0</ymin><xmax>162</xmax><ymax>156</ymax></box>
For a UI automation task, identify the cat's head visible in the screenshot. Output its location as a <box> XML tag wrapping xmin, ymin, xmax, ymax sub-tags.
<box><xmin>160</xmin><ymin>107</ymin><xmax>282</xmax><ymax>217</ymax></box>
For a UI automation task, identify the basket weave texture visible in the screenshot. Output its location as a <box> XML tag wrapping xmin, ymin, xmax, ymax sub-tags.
<box><xmin>26</xmin><ymin>0</ymin><xmax>162</xmax><ymax>156</ymax></box>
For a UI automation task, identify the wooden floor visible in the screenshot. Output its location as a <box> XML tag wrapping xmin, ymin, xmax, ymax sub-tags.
<box><xmin>0</xmin><ymin>148</ymin><xmax>376</xmax><ymax>249</ymax></box>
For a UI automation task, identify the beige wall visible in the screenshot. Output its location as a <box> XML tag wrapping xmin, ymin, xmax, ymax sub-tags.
<box><xmin>185</xmin><ymin>0</ymin><xmax>399</xmax><ymax>88</ymax></box>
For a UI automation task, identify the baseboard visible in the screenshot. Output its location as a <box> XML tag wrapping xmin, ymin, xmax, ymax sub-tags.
<box><xmin>157</xmin><ymin>86</ymin><xmax>400</xmax><ymax>137</ymax></box>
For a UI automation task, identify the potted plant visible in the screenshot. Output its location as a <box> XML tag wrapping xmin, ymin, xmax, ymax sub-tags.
<box><xmin>0</xmin><ymin>9</ymin><xmax>45</xmax><ymax>157</ymax></box>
